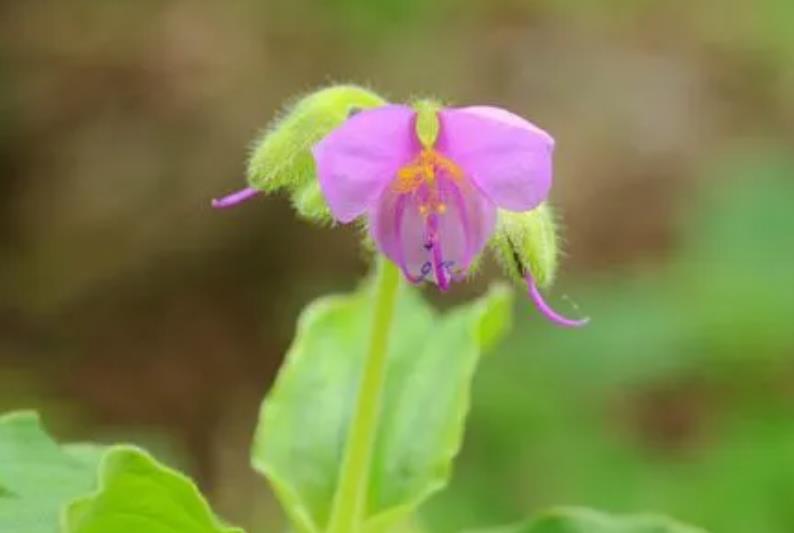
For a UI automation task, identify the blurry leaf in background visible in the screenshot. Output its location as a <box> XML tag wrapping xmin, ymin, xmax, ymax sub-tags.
<box><xmin>323</xmin><ymin>0</ymin><xmax>436</xmax><ymax>35</ymax></box>
<box><xmin>0</xmin><ymin>411</ymin><xmax>104</xmax><ymax>533</ymax></box>
<box><xmin>464</xmin><ymin>507</ymin><xmax>707</xmax><ymax>533</ymax></box>
<box><xmin>674</xmin><ymin>146</ymin><xmax>794</xmax><ymax>358</ymax></box>
<box><xmin>422</xmin><ymin>150</ymin><xmax>794</xmax><ymax>533</ymax></box>
<box><xmin>251</xmin><ymin>277</ymin><xmax>512</xmax><ymax>532</ymax></box>
<box><xmin>0</xmin><ymin>411</ymin><xmax>243</xmax><ymax>533</ymax></box>
<box><xmin>64</xmin><ymin>446</ymin><xmax>244</xmax><ymax>533</ymax></box>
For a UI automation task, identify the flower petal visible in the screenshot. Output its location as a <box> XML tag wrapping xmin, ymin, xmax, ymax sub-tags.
<box><xmin>370</xmin><ymin>188</ymin><xmax>429</xmax><ymax>282</ymax></box>
<box><xmin>436</xmin><ymin>177</ymin><xmax>496</xmax><ymax>272</ymax></box>
<box><xmin>312</xmin><ymin>104</ymin><xmax>418</xmax><ymax>223</ymax></box>
<box><xmin>437</xmin><ymin>106</ymin><xmax>554</xmax><ymax>212</ymax></box>
<box><xmin>370</xmin><ymin>177</ymin><xmax>496</xmax><ymax>286</ymax></box>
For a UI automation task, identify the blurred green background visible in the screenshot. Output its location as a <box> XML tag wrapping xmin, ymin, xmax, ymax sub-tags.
<box><xmin>1</xmin><ymin>1</ymin><xmax>793</xmax><ymax>532</ymax></box>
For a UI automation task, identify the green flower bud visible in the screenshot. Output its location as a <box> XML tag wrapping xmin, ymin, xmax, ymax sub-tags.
<box><xmin>412</xmin><ymin>98</ymin><xmax>442</xmax><ymax>148</ymax></box>
<box><xmin>489</xmin><ymin>203</ymin><xmax>559</xmax><ymax>289</ymax></box>
<box><xmin>246</xmin><ymin>84</ymin><xmax>387</xmax><ymax>222</ymax></box>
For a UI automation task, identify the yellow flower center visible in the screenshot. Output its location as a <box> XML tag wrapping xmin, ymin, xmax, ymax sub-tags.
<box><xmin>393</xmin><ymin>149</ymin><xmax>463</xmax><ymax>217</ymax></box>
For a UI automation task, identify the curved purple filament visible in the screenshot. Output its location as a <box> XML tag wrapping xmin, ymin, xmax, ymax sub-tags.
<box><xmin>427</xmin><ymin>214</ymin><xmax>450</xmax><ymax>291</ymax></box>
<box><xmin>525</xmin><ymin>272</ymin><xmax>589</xmax><ymax>328</ymax></box>
<box><xmin>211</xmin><ymin>187</ymin><xmax>260</xmax><ymax>209</ymax></box>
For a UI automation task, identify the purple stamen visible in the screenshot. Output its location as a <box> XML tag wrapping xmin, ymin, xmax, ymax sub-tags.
<box><xmin>428</xmin><ymin>214</ymin><xmax>450</xmax><ymax>291</ymax></box>
<box><xmin>525</xmin><ymin>272</ymin><xmax>589</xmax><ymax>328</ymax></box>
<box><xmin>211</xmin><ymin>187</ymin><xmax>260</xmax><ymax>209</ymax></box>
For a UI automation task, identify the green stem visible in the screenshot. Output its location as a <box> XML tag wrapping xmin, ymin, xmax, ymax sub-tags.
<box><xmin>327</xmin><ymin>259</ymin><xmax>401</xmax><ymax>533</ymax></box>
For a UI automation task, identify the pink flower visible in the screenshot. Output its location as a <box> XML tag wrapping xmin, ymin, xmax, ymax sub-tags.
<box><xmin>312</xmin><ymin>104</ymin><xmax>553</xmax><ymax>291</ymax></box>
<box><xmin>212</xmin><ymin>101</ymin><xmax>587</xmax><ymax>327</ymax></box>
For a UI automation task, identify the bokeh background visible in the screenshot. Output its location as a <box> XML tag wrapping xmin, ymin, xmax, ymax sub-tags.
<box><xmin>1</xmin><ymin>1</ymin><xmax>793</xmax><ymax>532</ymax></box>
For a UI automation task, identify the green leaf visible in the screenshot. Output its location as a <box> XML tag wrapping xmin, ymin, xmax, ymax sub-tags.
<box><xmin>0</xmin><ymin>411</ymin><xmax>104</xmax><ymax>533</ymax></box>
<box><xmin>465</xmin><ymin>507</ymin><xmax>708</xmax><ymax>533</ymax></box>
<box><xmin>63</xmin><ymin>446</ymin><xmax>244</xmax><ymax>533</ymax></box>
<box><xmin>251</xmin><ymin>280</ymin><xmax>513</xmax><ymax>533</ymax></box>
<box><xmin>0</xmin><ymin>411</ymin><xmax>242</xmax><ymax>533</ymax></box>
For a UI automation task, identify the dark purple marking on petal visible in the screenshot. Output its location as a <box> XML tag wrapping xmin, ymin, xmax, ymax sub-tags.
<box><xmin>525</xmin><ymin>271</ymin><xmax>589</xmax><ymax>328</ymax></box>
<box><xmin>442</xmin><ymin>260</ymin><xmax>459</xmax><ymax>281</ymax></box>
<box><xmin>428</xmin><ymin>214</ymin><xmax>450</xmax><ymax>291</ymax></box>
<box><xmin>420</xmin><ymin>262</ymin><xmax>433</xmax><ymax>280</ymax></box>
<box><xmin>211</xmin><ymin>187</ymin><xmax>260</xmax><ymax>209</ymax></box>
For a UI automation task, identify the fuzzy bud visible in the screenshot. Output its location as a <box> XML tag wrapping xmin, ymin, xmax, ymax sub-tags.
<box><xmin>489</xmin><ymin>203</ymin><xmax>559</xmax><ymax>289</ymax></box>
<box><xmin>246</xmin><ymin>84</ymin><xmax>387</xmax><ymax>223</ymax></box>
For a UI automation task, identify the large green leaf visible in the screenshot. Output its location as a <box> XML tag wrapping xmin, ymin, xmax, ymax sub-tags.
<box><xmin>251</xmin><ymin>280</ymin><xmax>513</xmax><ymax>532</ymax></box>
<box><xmin>63</xmin><ymin>446</ymin><xmax>244</xmax><ymax>533</ymax></box>
<box><xmin>0</xmin><ymin>410</ymin><xmax>242</xmax><ymax>533</ymax></box>
<box><xmin>466</xmin><ymin>507</ymin><xmax>708</xmax><ymax>533</ymax></box>
<box><xmin>0</xmin><ymin>411</ymin><xmax>104</xmax><ymax>533</ymax></box>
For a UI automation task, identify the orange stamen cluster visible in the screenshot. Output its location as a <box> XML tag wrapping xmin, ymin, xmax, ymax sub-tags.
<box><xmin>393</xmin><ymin>149</ymin><xmax>463</xmax><ymax>217</ymax></box>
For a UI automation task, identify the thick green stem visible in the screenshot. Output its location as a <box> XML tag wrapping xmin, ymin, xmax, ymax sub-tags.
<box><xmin>327</xmin><ymin>259</ymin><xmax>400</xmax><ymax>533</ymax></box>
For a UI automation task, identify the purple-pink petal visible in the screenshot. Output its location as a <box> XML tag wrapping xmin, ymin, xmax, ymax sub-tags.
<box><xmin>435</xmin><ymin>178</ymin><xmax>496</xmax><ymax>270</ymax></box>
<box><xmin>436</xmin><ymin>106</ymin><xmax>553</xmax><ymax>212</ymax></box>
<box><xmin>460</xmin><ymin>106</ymin><xmax>556</xmax><ymax>144</ymax></box>
<box><xmin>312</xmin><ymin>105</ymin><xmax>418</xmax><ymax>223</ymax></box>
<box><xmin>370</xmin><ymin>189</ymin><xmax>422</xmax><ymax>282</ymax></box>
<box><xmin>370</xmin><ymin>176</ymin><xmax>495</xmax><ymax>286</ymax></box>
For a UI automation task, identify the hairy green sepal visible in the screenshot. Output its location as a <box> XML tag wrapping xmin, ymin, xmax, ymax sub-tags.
<box><xmin>490</xmin><ymin>203</ymin><xmax>559</xmax><ymax>288</ymax></box>
<box><xmin>247</xmin><ymin>84</ymin><xmax>387</xmax><ymax>223</ymax></box>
